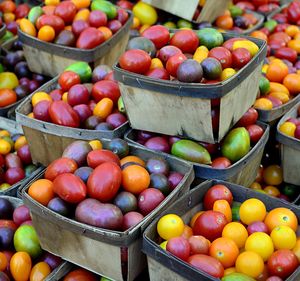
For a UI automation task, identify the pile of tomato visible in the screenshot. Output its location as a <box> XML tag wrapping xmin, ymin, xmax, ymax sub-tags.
<box><xmin>19</xmin><ymin>0</ymin><xmax>129</xmax><ymax>49</ymax></box>
<box><xmin>279</xmin><ymin>104</ymin><xmax>300</xmax><ymax>139</ymax></box>
<box><xmin>233</xmin><ymin>0</ymin><xmax>280</xmax><ymax>14</ymax></box>
<box><xmin>156</xmin><ymin>184</ymin><xmax>300</xmax><ymax>280</ymax></box>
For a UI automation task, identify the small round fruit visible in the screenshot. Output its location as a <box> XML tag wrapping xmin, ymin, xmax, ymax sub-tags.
<box><xmin>166</xmin><ymin>236</ymin><xmax>190</xmax><ymax>261</ymax></box>
<box><xmin>222</xmin><ymin>222</ymin><xmax>248</xmax><ymax>249</ymax></box>
<box><xmin>236</xmin><ymin>251</ymin><xmax>264</xmax><ymax>278</ymax></box>
<box><xmin>157</xmin><ymin>214</ymin><xmax>184</xmax><ymax>240</ymax></box>
<box><xmin>239</xmin><ymin>198</ymin><xmax>266</xmax><ymax>225</ymax></box>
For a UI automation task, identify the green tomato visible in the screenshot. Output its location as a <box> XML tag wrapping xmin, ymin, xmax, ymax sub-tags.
<box><xmin>0</xmin><ymin>72</ymin><xmax>19</xmax><ymax>90</ymax></box>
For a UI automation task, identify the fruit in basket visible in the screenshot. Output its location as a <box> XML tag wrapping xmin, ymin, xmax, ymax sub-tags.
<box><xmin>63</xmin><ymin>268</ymin><xmax>98</xmax><ymax>281</ymax></box>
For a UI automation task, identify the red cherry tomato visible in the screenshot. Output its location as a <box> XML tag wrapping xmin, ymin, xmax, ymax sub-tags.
<box><xmin>119</xmin><ymin>49</ymin><xmax>152</xmax><ymax>74</ymax></box>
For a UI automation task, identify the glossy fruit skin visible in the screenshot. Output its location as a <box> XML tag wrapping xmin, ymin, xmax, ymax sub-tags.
<box><xmin>188</xmin><ymin>254</ymin><xmax>224</xmax><ymax>278</ymax></box>
<box><xmin>91</xmin><ymin>80</ymin><xmax>120</xmax><ymax>104</ymax></box>
<box><xmin>87</xmin><ymin>149</ymin><xmax>120</xmax><ymax>168</ymax></box>
<box><xmin>49</xmin><ymin>101</ymin><xmax>80</xmax><ymax>128</ymax></box>
<box><xmin>0</xmin><ymin>89</ymin><xmax>17</xmax><ymax>107</ymax></box>
<box><xmin>142</xmin><ymin>25</ymin><xmax>170</xmax><ymax>49</ymax></box>
<box><xmin>58</xmin><ymin>71</ymin><xmax>81</xmax><ymax>92</ymax></box>
<box><xmin>53</xmin><ymin>173</ymin><xmax>86</xmax><ymax>203</ymax></box>
<box><xmin>208</xmin><ymin>47</ymin><xmax>232</xmax><ymax>69</ymax></box>
<box><xmin>193</xmin><ymin>210</ymin><xmax>228</xmax><ymax>242</ymax></box>
<box><xmin>203</xmin><ymin>184</ymin><xmax>233</xmax><ymax>210</ymax></box>
<box><xmin>87</xmin><ymin>162</ymin><xmax>121</xmax><ymax>202</ymax></box>
<box><xmin>10</xmin><ymin>252</ymin><xmax>32</xmax><ymax>281</ymax></box>
<box><xmin>5</xmin><ymin>167</ymin><xmax>25</xmax><ymax>185</ymax></box>
<box><xmin>67</xmin><ymin>84</ymin><xmax>90</xmax><ymax>106</ymax></box>
<box><xmin>138</xmin><ymin>188</ymin><xmax>164</xmax><ymax>216</ymax></box>
<box><xmin>158</xmin><ymin>45</ymin><xmax>182</xmax><ymax>64</ymax></box>
<box><xmin>76</xmin><ymin>27</ymin><xmax>105</xmax><ymax>49</ymax></box>
<box><xmin>72</xmin><ymin>20</ymin><xmax>89</xmax><ymax>38</ymax></box>
<box><xmin>63</xmin><ymin>268</ymin><xmax>98</xmax><ymax>281</ymax></box>
<box><xmin>122</xmin><ymin>211</ymin><xmax>144</xmax><ymax>230</ymax></box>
<box><xmin>37</xmin><ymin>15</ymin><xmax>65</xmax><ymax>34</ymax></box>
<box><xmin>33</xmin><ymin>100</ymin><xmax>52</xmax><ymax>122</ymax></box>
<box><xmin>232</xmin><ymin>48</ymin><xmax>252</xmax><ymax>69</ymax></box>
<box><xmin>119</xmin><ymin>49</ymin><xmax>151</xmax><ymax>74</ymax></box>
<box><xmin>45</xmin><ymin>157</ymin><xmax>78</xmax><ymax>181</ymax></box>
<box><xmin>29</xmin><ymin>261</ymin><xmax>51</xmax><ymax>281</ymax></box>
<box><xmin>166</xmin><ymin>236</ymin><xmax>190</xmax><ymax>261</ymax></box>
<box><xmin>268</xmin><ymin>250</ymin><xmax>299</xmax><ymax>279</ymax></box>
<box><xmin>188</xmin><ymin>235</ymin><xmax>209</xmax><ymax>255</ymax></box>
<box><xmin>246</xmin><ymin>124</ymin><xmax>264</xmax><ymax>143</ymax></box>
<box><xmin>55</xmin><ymin>1</ymin><xmax>77</xmax><ymax>24</ymax></box>
<box><xmin>236</xmin><ymin>108</ymin><xmax>258</xmax><ymax>127</ymax></box>
<box><xmin>170</xmin><ymin>30</ymin><xmax>199</xmax><ymax>53</ymax></box>
<box><xmin>211</xmin><ymin>157</ymin><xmax>231</xmax><ymax>169</ymax></box>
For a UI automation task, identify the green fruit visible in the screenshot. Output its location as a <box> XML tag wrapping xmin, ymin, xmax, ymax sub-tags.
<box><xmin>0</xmin><ymin>183</ymin><xmax>10</xmax><ymax>190</ymax></box>
<box><xmin>177</xmin><ymin>19</ymin><xmax>193</xmax><ymax>29</ymax></box>
<box><xmin>0</xmin><ymin>72</ymin><xmax>19</xmax><ymax>90</ymax></box>
<box><xmin>229</xmin><ymin>6</ymin><xmax>243</xmax><ymax>17</ymax></box>
<box><xmin>14</xmin><ymin>225</ymin><xmax>42</xmax><ymax>259</ymax></box>
<box><xmin>171</xmin><ymin>140</ymin><xmax>211</xmax><ymax>164</ymax></box>
<box><xmin>100</xmin><ymin>277</ymin><xmax>113</xmax><ymax>281</ymax></box>
<box><xmin>0</xmin><ymin>64</ymin><xmax>4</xmax><ymax>73</ymax></box>
<box><xmin>259</xmin><ymin>76</ymin><xmax>270</xmax><ymax>95</ymax></box>
<box><xmin>221</xmin><ymin>127</ymin><xmax>250</xmax><ymax>162</ymax></box>
<box><xmin>118</xmin><ymin>97</ymin><xmax>125</xmax><ymax>113</ymax></box>
<box><xmin>91</xmin><ymin>0</ymin><xmax>117</xmax><ymax>19</ymax></box>
<box><xmin>25</xmin><ymin>164</ymin><xmax>38</xmax><ymax>178</ymax></box>
<box><xmin>196</xmin><ymin>28</ymin><xmax>224</xmax><ymax>50</ymax></box>
<box><xmin>0</xmin><ymin>31</ymin><xmax>14</xmax><ymax>45</ymax></box>
<box><xmin>222</xmin><ymin>272</ymin><xmax>256</xmax><ymax>281</ymax></box>
<box><xmin>231</xmin><ymin>202</ymin><xmax>241</xmax><ymax>221</ymax></box>
<box><xmin>282</xmin><ymin>184</ymin><xmax>298</xmax><ymax>198</ymax></box>
<box><xmin>163</xmin><ymin>22</ymin><xmax>177</xmax><ymax>29</ymax></box>
<box><xmin>201</xmin><ymin>57</ymin><xmax>222</xmax><ymax>80</ymax></box>
<box><xmin>65</xmin><ymin>62</ymin><xmax>92</xmax><ymax>83</ymax></box>
<box><xmin>108</xmin><ymin>138</ymin><xmax>129</xmax><ymax>158</ymax></box>
<box><xmin>264</xmin><ymin>20</ymin><xmax>277</xmax><ymax>33</ymax></box>
<box><xmin>28</xmin><ymin>6</ymin><xmax>44</xmax><ymax>25</ymax></box>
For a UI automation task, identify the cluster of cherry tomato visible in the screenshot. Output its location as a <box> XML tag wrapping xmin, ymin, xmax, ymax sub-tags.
<box><xmin>233</xmin><ymin>0</ymin><xmax>281</xmax><ymax>15</ymax></box>
<box><xmin>156</xmin><ymin>183</ymin><xmax>300</xmax><ymax>280</ymax></box>
<box><xmin>279</xmin><ymin>104</ymin><xmax>300</xmax><ymax>139</ymax></box>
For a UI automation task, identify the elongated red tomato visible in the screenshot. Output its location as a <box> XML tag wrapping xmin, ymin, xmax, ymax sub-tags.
<box><xmin>63</xmin><ymin>268</ymin><xmax>97</xmax><ymax>281</ymax></box>
<box><xmin>45</xmin><ymin>157</ymin><xmax>78</xmax><ymax>181</ymax></box>
<box><xmin>76</xmin><ymin>27</ymin><xmax>105</xmax><ymax>49</ymax></box>
<box><xmin>119</xmin><ymin>49</ymin><xmax>151</xmax><ymax>74</ymax></box>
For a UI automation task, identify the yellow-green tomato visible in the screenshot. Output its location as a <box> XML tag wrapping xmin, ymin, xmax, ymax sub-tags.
<box><xmin>0</xmin><ymin>72</ymin><xmax>19</xmax><ymax>89</ymax></box>
<box><xmin>132</xmin><ymin>2</ymin><xmax>158</xmax><ymax>25</ymax></box>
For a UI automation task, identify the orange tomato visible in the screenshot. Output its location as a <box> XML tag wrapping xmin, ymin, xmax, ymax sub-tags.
<box><xmin>0</xmin><ymin>89</ymin><xmax>17</xmax><ymax>107</ymax></box>
<box><xmin>64</xmin><ymin>25</ymin><xmax>72</xmax><ymax>31</ymax></box>
<box><xmin>215</xmin><ymin>15</ymin><xmax>233</xmax><ymax>30</ymax></box>
<box><xmin>209</xmin><ymin>237</ymin><xmax>239</xmax><ymax>268</ymax></box>
<box><xmin>263</xmin><ymin>185</ymin><xmax>281</xmax><ymax>197</ymax></box>
<box><xmin>150</xmin><ymin>58</ymin><xmax>164</xmax><ymax>69</ymax></box>
<box><xmin>45</xmin><ymin>0</ymin><xmax>60</xmax><ymax>6</ymax></box>
<box><xmin>250</xmin><ymin>30</ymin><xmax>268</xmax><ymax>41</ymax></box>
<box><xmin>157</xmin><ymin>214</ymin><xmax>185</xmax><ymax>240</ymax></box>
<box><xmin>269</xmin><ymin>91</ymin><xmax>289</xmax><ymax>104</ymax></box>
<box><xmin>73</xmin><ymin>8</ymin><xmax>90</xmax><ymax>21</ymax></box>
<box><xmin>30</xmin><ymin>261</ymin><xmax>51</xmax><ymax>281</ymax></box>
<box><xmin>98</xmin><ymin>26</ymin><xmax>113</xmax><ymax>41</ymax></box>
<box><xmin>288</xmin><ymin>40</ymin><xmax>300</xmax><ymax>54</ymax></box>
<box><xmin>139</xmin><ymin>24</ymin><xmax>151</xmax><ymax>34</ymax></box>
<box><xmin>190</xmin><ymin>211</ymin><xmax>204</xmax><ymax>228</ymax></box>
<box><xmin>14</xmin><ymin>136</ymin><xmax>27</xmax><ymax>150</ymax></box>
<box><xmin>93</xmin><ymin>98</ymin><xmax>114</xmax><ymax>119</ymax></box>
<box><xmin>181</xmin><ymin>225</ymin><xmax>193</xmax><ymax>239</ymax></box>
<box><xmin>3</xmin><ymin>12</ymin><xmax>15</xmax><ymax>24</ymax></box>
<box><xmin>294</xmin><ymin>32</ymin><xmax>300</xmax><ymax>40</ymax></box>
<box><xmin>62</xmin><ymin>92</ymin><xmax>68</xmax><ymax>102</ymax></box>
<box><xmin>213</xmin><ymin>199</ymin><xmax>232</xmax><ymax>222</ymax></box>
<box><xmin>121</xmin><ymin>165</ymin><xmax>150</xmax><ymax>194</ymax></box>
<box><xmin>31</xmin><ymin>92</ymin><xmax>52</xmax><ymax>107</ymax></box>
<box><xmin>42</xmin><ymin>5</ymin><xmax>56</xmax><ymax>16</ymax></box>
<box><xmin>0</xmin><ymin>1</ymin><xmax>16</xmax><ymax>13</ymax></box>
<box><xmin>235</xmin><ymin>251</ymin><xmax>264</xmax><ymax>278</ymax></box>
<box><xmin>0</xmin><ymin>252</ymin><xmax>7</xmax><ymax>271</ymax></box>
<box><xmin>0</xmin><ymin>130</ymin><xmax>10</xmax><ymax>138</ymax></box>
<box><xmin>269</xmin><ymin>82</ymin><xmax>289</xmax><ymax>94</ymax></box>
<box><xmin>283</xmin><ymin>73</ymin><xmax>300</xmax><ymax>95</ymax></box>
<box><xmin>239</xmin><ymin>198</ymin><xmax>267</xmax><ymax>225</ymax></box>
<box><xmin>89</xmin><ymin>140</ymin><xmax>102</xmax><ymax>150</ymax></box>
<box><xmin>132</xmin><ymin>17</ymin><xmax>140</xmax><ymax>29</ymax></box>
<box><xmin>250</xmin><ymin>182</ymin><xmax>262</xmax><ymax>190</ymax></box>
<box><xmin>222</xmin><ymin>222</ymin><xmax>248</xmax><ymax>249</ymax></box>
<box><xmin>266</xmin><ymin>61</ymin><xmax>289</xmax><ymax>83</ymax></box>
<box><xmin>264</xmin><ymin>207</ymin><xmax>298</xmax><ymax>232</ymax></box>
<box><xmin>71</xmin><ymin>0</ymin><xmax>90</xmax><ymax>9</ymax></box>
<box><xmin>285</xmin><ymin>25</ymin><xmax>300</xmax><ymax>37</ymax></box>
<box><xmin>28</xmin><ymin>179</ymin><xmax>55</xmax><ymax>206</ymax></box>
<box><xmin>120</xmin><ymin>155</ymin><xmax>145</xmax><ymax>167</ymax></box>
<box><xmin>263</xmin><ymin>165</ymin><xmax>283</xmax><ymax>185</ymax></box>
<box><xmin>38</xmin><ymin>25</ymin><xmax>55</xmax><ymax>42</ymax></box>
<box><xmin>0</xmin><ymin>139</ymin><xmax>11</xmax><ymax>155</ymax></box>
<box><xmin>253</xmin><ymin>98</ymin><xmax>273</xmax><ymax>110</ymax></box>
<box><xmin>10</xmin><ymin>252</ymin><xmax>32</xmax><ymax>281</ymax></box>
<box><xmin>19</xmin><ymin>18</ymin><xmax>36</xmax><ymax>37</ymax></box>
<box><xmin>270</xmin><ymin>225</ymin><xmax>296</xmax><ymax>250</ymax></box>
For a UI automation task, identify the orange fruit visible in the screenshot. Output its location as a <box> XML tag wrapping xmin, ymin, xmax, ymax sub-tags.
<box><xmin>150</xmin><ymin>58</ymin><xmax>164</xmax><ymax>70</ymax></box>
<box><xmin>263</xmin><ymin>185</ymin><xmax>281</xmax><ymax>197</ymax></box>
<box><xmin>269</xmin><ymin>82</ymin><xmax>289</xmax><ymax>94</ymax></box>
<box><xmin>269</xmin><ymin>91</ymin><xmax>289</xmax><ymax>104</ymax></box>
<box><xmin>3</xmin><ymin>12</ymin><xmax>15</xmax><ymax>24</ymax></box>
<box><xmin>0</xmin><ymin>139</ymin><xmax>11</xmax><ymax>155</ymax></box>
<box><xmin>288</xmin><ymin>40</ymin><xmax>300</xmax><ymax>54</ymax></box>
<box><xmin>71</xmin><ymin>0</ymin><xmax>90</xmax><ymax>9</ymax></box>
<box><xmin>120</xmin><ymin>156</ymin><xmax>145</xmax><ymax>167</ymax></box>
<box><xmin>295</xmin><ymin>32</ymin><xmax>300</xmax><ymax>40</ymax></box>
<box><xmin>190</xmin><ymin>211</ymin><xmax>204</xmax><ymax>228</ymax></box>
<box><xmin>209</xmin><ymin>237</ymin><xmax>239</xmax><ymax>268</ymax></box>
<box><xmin>213</xmin><ymin>199</ymin><xmax>232</xmax><ymax>222</ymax></box>
<box><xmin>32</xmin><ymin>92</ymin><xmax>52</xmax><ymax>107</ymax></box>
<box><xmin>45</xmin><ymin>0</ymin><xmax>60</xmax><ymax>5</ymax></box>
<box><xmin>38</xmin><ymin>25</ymin><xmax>55</xmax><ymax>42</ymax></box>
<box><xmin>286</xmin><ymin>25</ymin><xmax>300</xmax><ymax>37</ymax></box>
<box><xmin>239</xmin><ymin>198</ymin><xmax>266</xmax><ymax>225</ymax></box>
<box><xmin>266</xmin><ymin>61</ymin><xmax>289</xmax><ymax>83</ymax></box>
<box><xmin>283</xmin><ymin>73</ymin><xmax>300</xmax><ymax>95</ymax></box>
<box><xmin>223</xmin><ymin>267</ymin><xmax>236</xmax><ymax>276</ymax></box>
<box><xmin>93</xmin><ymin>98</ymin><xmax>113</xmax><ymax>119</ymax></box>
<box><xmin>279</xmin><ymin>121</ymin><xmax>296</xmax><ymax>137</ymax></box>
<box><xmin>235</xmin><ymin>251</ymin><xmax>264</xmax><ymax>278</ymax></box>
<box><xmin>271</xmin><ymin>225</ymin><xmax>296</xmax><ymax>250</ymax></box>
<box><xmin>10</xmin><ymin>252</ymin><xmax>32</xmax><ymax>281</ymax></box>
<box><xmin>0</xmin><ymin>252</ymin><xmax>7</xmax><ymax>271</ymax></box>
<box><xmin>264</xmin><ymin>207</ymin><xmax>298</xmax><ymax>232</ymax></box>
<box><xmin>181</xmin><ymin>225</ymin><xmax>193</xmax><ymax>239</ymax></box>
<box><xmin>250</xmin><ymin>30</ymin><xmax>268</xmax><ymax>41</ymax></box>
<box><xmin>215</xmin><ymin>15</ymin><xmax>233</xmax><ymax>30</ymax></box>
<box><xmin>98</xmin><ymin>26</ymin><xmax>113</xmax><ymax>41</ymax></box>
<box><xmin>0</xmin><ymin>130</ymin><xmax>10</xmax><ymax>138</ymax></box>
<box><xmin>132</xmin><ymin>17</ymin><xmax>140</xmax><ymax>29</ymax></box>
<box><xmin>14</xmin><ymin>136</ymin><xmax>27</xmax><ymax>150</ymax></box>
<box><xmin>62</xmin><ymin>92</ymin><xmax>68</xmax><ymax>102</ymax></box>
<box><xmin>30</xmin><ymin>261</ymin><xmax>51</xmax><ymax>281</ymax></box>
<box><xmin>253</xmin><ymin>98</ymin><xmax>273</xmax><ymax>110</ymax></box>
<box><xmin>73</xmin><ymin>8</ymin><xmax>90</xmax><ymax>21</ymax></box>
<box><xmin>121</xmin><ymin>165</ymin><xmax>150</xmax><ymax>194</ymax></box>
<box><xmin>28</xmin><ymin>179</ymin><xmax>55</xmax><ymax>206</ymax></box>
<box><xmin>250</xmin><ymin>182</ymin><xmax>262</xmax><ymax>190</ymax></box>
<box><xmin>88</xmin><ymin>140</ymin><xmax>102</xmax><ymax>150</ymax></box>
<box><xmin>19</xmin><ymin>18</ymin><xmax>36</xmax><ymax>37</ymax></box>
<box><xmin>222</xmin><ymin>222</ymin><xmax>248</xmax><ymax>249</ymax></box>
<box><xmin>263</xmin><ymin>165</ymin><xmax>283</xmax><ymax>185</ymax></box>
<box><xmin>157</xmin><ymin>214</ymin><xmax>185</xmax><ymax>240</ymax></box>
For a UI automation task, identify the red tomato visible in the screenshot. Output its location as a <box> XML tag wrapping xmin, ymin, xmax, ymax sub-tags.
<box><xmin>53</xmin><ymin>173</ymin><xmax>87</xmax><ymax>203</ymax></box>
<box><xmin>222</xmin><ymin>37</ymin><xmax>246</xmax><ymax>51</ymax></box>
<box><xmin>45</xmin><ymin>157</ymin><xmax>78</xmax><ymax>181</ymax></box>
<box><xmin>208</xmin><ymin>47</ymin><xmax>232</xmax><ymax>69</ymax></box>
<box><xmin>91</xmin><ymin>80</ymin><xmax>120</xmax><ymax>104</ymax></box>
<box><xmin>117</xmin><ymin>9</ymin><xmax>129</xmax><ymax>25</ymax></box>
<box><xmin>166</xmin><ymin>53</ymin><xmax>187</xmax><ymax>77</ymax></box>
<box><xmin>0</xmin><ymin>89</ymin><xmax>17</xmax><ymax>107</ymax></box>
<box><xmin>188</xmin><ymin>235</ymin><xmax>210</xmax><ymax>255</ymax></box>
<box><xmin>36</xmin><ymin>15</ymin><xmax>65</xmax><ymax>34</ymax></box>
<box><xmin>246</xmin><ymin>124</ymin><xmax>264</xmax><ymax>143</ymax></box>
<box><xmin>275</xmin><ymin>47</ymin><xmax>298</xmax><ymax>64</ymax></box>
<box><xmin>67</xmin><ymin>84</ymin><xmax>90</xmax><ymax>106</ymax></box>
<box><xmin>72</xmin><ymin>20</ymin><xmax>90</xmax><ymax>38</ymax></box>
<box><xmin>231</xmin><ymin>48</ymin><xmax>252</xmax><ymax>69</ymax></box>
<box><xmin>88</xmin><ymin>10</ymin><xmax>107</xmax><ymax>28</ymax></box>
<box><xmin>76</xmin><ymin>27</ymin><xmax>105</xmax><ymax>49</ymax></box>
<box><xmin>63</xmin><ymin>268</ymin><xmax>97</xmax><ymax>281</ymax></box>
<box><xmin>146</xmin><ymin>68</ymin><xmax>170</xmax><ymax>80</ymax></box>
<box><xmin>188</xmin><ymin>254</ymin><xmax>224</xmax><ymax>278</ymax></box>
<box><xmin>211</xmin><ymin>157</ymin><xmax>231</xmax><ymax>169</ymax></box>
<box><xmin>253</xmin><ymin>0</ymin><xmax>268</xmax><ymax>7</ymax></box>
<box><xmin>170</xmin><ymin>30</ymin><xmax>199</xmax><ymax>53</ymax></box>
<box><xmin>203</xmin><ymin>184</ymin><xmax>233</xmax><ymax>210</ymax></box>
<box><xmin>267</xmin><ymin>249</ymin><xmax>299</xmax><ymax>279</ymax></box>
<box><xmin>15</xmin><ymin>4</ymin><xmax>30</xmax><ymax>19</ymax></box>
<box><xmin>269</xmin><ymin>32</ymin><xmax>290</xmax><ymax>44</ymax></box>
<box><xmin>142</xmin><ymin>25</ymin><xmax>170</xmax><ymax>49</ymax></box>
<box><xmin>287</xmin><ymin>2</ymin><xmax>300</xmax><ymax>24</ymax></box>
<box><xmin>117</xmin><ymin>0</ymin><xmax>134</xmax><ymax>10</ymax></box>
<box><xmin>166</xmin><ymin>237</ymin><xmax>191</xmax><ymax>261</ymax></box>
<box><xmin>266</xmin><ymin>277</ymin><xmax>283</xmax><ymax>281</ymax></box>
<box><xmin>119</xmin><ymin>49</ymin><xmax>151</xmax><ymax>74</ymax></box>
<box><xmin>49</xmin><ymin>100</ymin><xmax>80</xmax><ymax>128</ymax></box>
<box><xmin>193</xmin><ymin>210</ymin><xmax>228</xmax><ymax>242</ymax></box>
<box><xmin>49</xmin><ymin>89</ymin><xmax>63</xmax><ymax>101</ymax></box>
<box><xmin>87</xmin><ymin>162</ymin><xmax>122</xmax><ymax>202</ymax></box>
<box><xmin>158</xmin><ymin>45</ymin><xmax>182</xmax><ymax>64</ymax></box>
<box><xmin>58</xmin><ymin>71</ymin><xmax>81</xmax><ymax>92</ymax></box>
<box><xmin>33</xmin><ymin>100</ymin><xmax>52</xmax><ymax>122</ymax></box>
<box><xmin>0</xmin><ymin>220</ymin><xmax>17</xmax><ymax>230</ymax></box>
<box><xmin>87</xmin><ymin>149</ymin><xmax>120</xmax><ymax>168</ymax></box>
<box><xmin>236</xmin><ymin>107</ymin><xmax>258</xmax><ymax>127</ymax></box>
<box><xmin>107</xmin><ymin>20</ymin><xmax>122</xmax><ymax>34</ymax></box>
<box><xmin>54</xmin><ymin>1</ymin><xmax>77</xmax><ymax>24</ymax></box>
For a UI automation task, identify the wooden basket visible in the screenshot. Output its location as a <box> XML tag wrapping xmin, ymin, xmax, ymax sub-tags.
<box><xmin>114</xmin><ymin>33</ymin><xmax>267</xmax><ymax>144</ymax></box>
<box><xmin>22</xmin><ymin>140</ymin><xmax>194</xmax><ymax>281</ymax></box>
<box><xmin>0</xmin><ymin>117</ymin><xmax>43</xmax><ymax>197</ymax></box>
<box><xmin>15</xmin><ymin>78</ymin><xmax>129</xmax><ymax>166</ymax></box>
<box><xmin>142</xmin><ymin>0</ymin><xmax>230</xmax><ymax>23</ymax></box>
<box><xmin>125</xmin><ymin>121</ymin><xmax>269</xmax><ymax>187</ymax></box>
<box><xmin>17</xmin><ymin>10</ymin><xmax>133</xmax><ymax>77</ymax></box>
<box><xmin>45</xmin><ymin>261</ymin><xmax>73</xmax><ymax>281</ymax></box>
<box><xmin>276</xmin><ymin>102</ymin><xmax>300</xmax><ymax>185</ymax></box>
<box><xmin>142</xmin><ymin>179</ymin><xmax>300</xmax><ymax>281</ymax></box>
